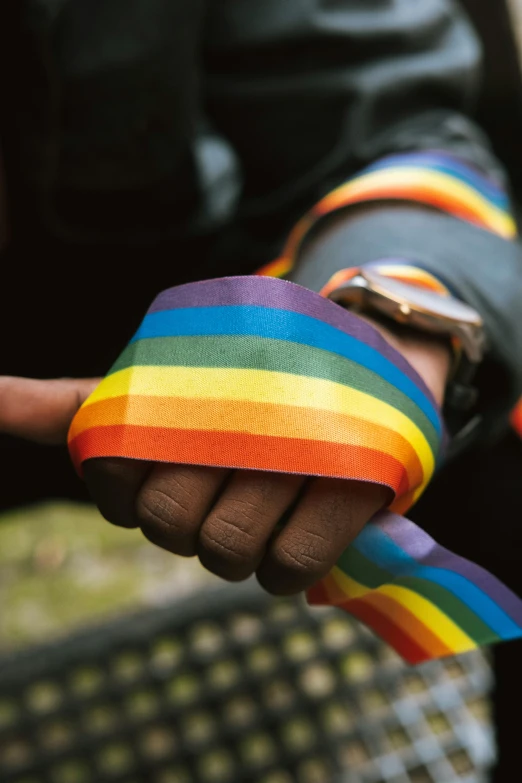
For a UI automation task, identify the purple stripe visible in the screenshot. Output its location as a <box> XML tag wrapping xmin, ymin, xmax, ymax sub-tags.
<box><xmin>377</xmin><ymin>512</ymin><xmax>522</xmax><ymax>622</ymax></box>
<box><xmin>149</xmin><ymin>276</ymin><xmax>438</xmax><ymax>410</ymax></box>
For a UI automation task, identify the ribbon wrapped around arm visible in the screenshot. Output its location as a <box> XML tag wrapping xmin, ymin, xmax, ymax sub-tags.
<box><xmin>68</xmin><ymin>276</ymin><xmax>522</xmax><ymax>664</ymax></box>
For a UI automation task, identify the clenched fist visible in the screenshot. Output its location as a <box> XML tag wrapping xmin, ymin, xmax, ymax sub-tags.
<box><xmin>0</xmin><ymin>318</ymin><xmax>450</xmax><ymax>594</ymax></box>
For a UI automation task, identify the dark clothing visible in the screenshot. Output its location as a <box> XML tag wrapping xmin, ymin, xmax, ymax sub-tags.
<box><xmin>410</xmin><ymin>433</ymin><xmax>522</xmax><ymax>783</ymax></box>
<box><xmin>2</xmin><ymin>0</ymin><xmax>522</xmax><ymax>425</ymax></box>
<box><xmin>1</xmin><ymin>2</ymin><xmax>522</xmax><ymax>780</ymax></box>
<box><xmin>460</xmin><ymin>0</ymin><xmax>522</xmax><ymax>190</ymax></box>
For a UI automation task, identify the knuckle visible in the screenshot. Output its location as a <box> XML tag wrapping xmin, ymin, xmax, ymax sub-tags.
<box><xmin>136</xmin><ymin>486</ymin><xmax>193</xmax><ymax>536</ymax></box>
<box><xmin>274</xmin><ymin>535</ymin><xmax>330</xmax><ymax>580</ymax></box>
<box><xmin>221</xmin><ymin>492</ymin><xmax>268</xmax><ymax>527</ymax></box>
<box><xmin>199</xmin><ymin>513</ymin><xmax>256</xmax><ymax>565</ymax></box>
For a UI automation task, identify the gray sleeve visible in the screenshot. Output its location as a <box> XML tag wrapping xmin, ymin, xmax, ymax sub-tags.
<box><xmin>291</xmin><ymin>206</ymin><xmax>522</xmax><ymax>435</ymax></box>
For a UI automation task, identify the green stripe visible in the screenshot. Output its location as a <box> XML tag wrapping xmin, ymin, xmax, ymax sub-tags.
<box><xmin>338</xmin><ymin>545</ymin><xmax>391</xmax><ymax>586</ymax></box>
<box><xmin>109</xmin><ymin>335</ymin><xmax>439</xmax><ymax>454</ymax></box>
<box><xmin>337</xmin><ymin>547</ymin><xmax>498</xmax><ymax>644</ymax></box>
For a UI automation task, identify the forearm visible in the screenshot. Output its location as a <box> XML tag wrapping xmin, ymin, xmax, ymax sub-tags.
<box><xmin>291</xmin><ymin>202</ymin><xmax>522</xmax><ymax>436</ymax></box>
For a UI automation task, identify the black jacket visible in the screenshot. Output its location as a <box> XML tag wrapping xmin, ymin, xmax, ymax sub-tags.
<box><xmin>3</xmin><ymin>0</ymin><xmax>522</xmax><ymax>433</ymax></box>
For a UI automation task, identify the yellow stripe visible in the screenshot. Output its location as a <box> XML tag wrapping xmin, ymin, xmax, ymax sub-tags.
<box><xmin>330</xmin><ymin>567</ymin><xmax>477</xmax><ymax>655</ymax></box>
<box><xmin>331</xmin><ymin>566</ymin><xmax>368</xmax><ymax>598</ymax></box>
<box><xmin>380</xmin><ymin>585</ymin><xmax>476</xmax><ymax>654</ymax></box>
<box><xmin>317</xmin><ymin>168</ymin><xmax>516</xmax><ymax>238</ymax></box>
<box><xmin>81</xmin><ymin>366</ymin><xmax>435</xmax><ymax>480</ymax></box>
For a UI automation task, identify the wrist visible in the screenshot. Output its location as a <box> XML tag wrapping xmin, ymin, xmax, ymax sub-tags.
<box><xmin>321</xmin><ymin>261</ymin><xmax>485</xmax><ymax>418</ymax></box>
<box><xmin>356</xmin><ymin>312</ymin><xmax>452</xmax><ymax>407</ymax></box>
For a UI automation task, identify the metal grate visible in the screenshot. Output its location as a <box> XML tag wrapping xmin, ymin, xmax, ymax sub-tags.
<box><xmin>0</xmin><ymin>582</ymin><xmax>494</xmax><ymax>783</ymax></box>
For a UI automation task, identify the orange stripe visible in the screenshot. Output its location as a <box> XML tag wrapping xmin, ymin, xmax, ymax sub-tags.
<box><xmin>314</xmin><ymin>184</ymin><xmax>492</xmax><ymax>232</ymax></box>
<box><xmin>345</xmin><ymin>598</ymin><xmax>431</xmax><ymax>664</ymax></box>
<box><xmin>320</xmin><ymin>268</ymin><xmax>360</xmax><ymax>298</ymax></box>
<box><xmin>70</xmin><ymin>396</ymin><xmax>424</xmax><ymax>491</ymax></box>
<box><xmin>278</xmin><ymin>215</ymin><xmax>316</xmax><ymax>266</ymax></box>
<box><xmin>309</xmin><ymin>572</ymin><xmax>348</xmax><ymax>607</ymax></box>
<box><xmin>348</xmin><ymin>591</ymin><xmax>454</xmax><ymax>659</ymax></box>
<box><xmin>256</xmin><ymin>258</ymin><xmax>293</xmax><ymax>278</ymax></box>
<box><xmin>376</xmin><ymin>275</ymin><xmax>444</xmax><ymax>292</ymax></box>
<box><xmin>69</xmin><ymin>424</ymin><xmax>409</xmax><ymax>497</ymax></box>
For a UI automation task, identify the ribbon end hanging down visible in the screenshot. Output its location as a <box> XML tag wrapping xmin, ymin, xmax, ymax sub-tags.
<box><xmin>307</xmin><ymin>511</ymin><xmax>522</xmax><ymax>663</ymax></box>
<box><xmin>68</xmin><ymin>276</ymin><xmax>522</xmax><ymax>664</ymax></box>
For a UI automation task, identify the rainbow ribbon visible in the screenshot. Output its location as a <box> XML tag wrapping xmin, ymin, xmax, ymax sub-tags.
<box><xmin>258</xmin><ymin>150</ymin><xmax>522</xmax><ymax>441</ymax></box>
<box><xmin>257</xmin><ymin>151</ymin><xmax>517</xmax><ymax>279</ymax></box>
<box><xmin>68</xmin><ymin>275</ymin><xmax>522</xmax><ymax>664</ymax></box>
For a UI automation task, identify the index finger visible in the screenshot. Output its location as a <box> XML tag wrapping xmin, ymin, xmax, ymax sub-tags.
<box><xmin>0</xmin><ymin>376</ymin><xmax>100</xmax><ymax>444</ymax></box>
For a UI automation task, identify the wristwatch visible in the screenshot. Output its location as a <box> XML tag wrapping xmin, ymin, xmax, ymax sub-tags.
<box><xmin>326</xmin><ymin>267</ymin><xmax>487</xmax><ymax>445</ymax></box>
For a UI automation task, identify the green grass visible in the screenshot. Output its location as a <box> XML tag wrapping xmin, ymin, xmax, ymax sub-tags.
<box><xmin>0</xmin><ymin>502</ymin><xmax>215</xmax><ymax>651</ymax></box>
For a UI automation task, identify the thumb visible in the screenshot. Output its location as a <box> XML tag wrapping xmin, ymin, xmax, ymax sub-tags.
<box><xmin>0</xmin><ymin>377</ymin><xmax>101</xmax><ymax>445</ymax></box>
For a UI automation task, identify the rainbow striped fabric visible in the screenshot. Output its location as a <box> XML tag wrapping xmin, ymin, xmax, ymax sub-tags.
<box><xmin>308</xmin><ymin>511</ymin><xmax>522</xmax><ymax>664</ymax></box>
<box><xmin>68</xmin><ymin>275</ymin><xmax>522</xmax><ymax>664</ymax></box>
<box><xmin>257</xmin><ymin>150</ymin><xmax>517</xmax><ymax>279</ymax></box>
<box><xmin>258</xmin><ymin>149</ymin><xmax>522</xmax><ymax>440</ymax></box>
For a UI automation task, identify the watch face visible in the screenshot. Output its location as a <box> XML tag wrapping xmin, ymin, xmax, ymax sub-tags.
<box><xmin>359</xmin><ymin>271</ymin><xmax>484</xmax><ymax>327</ymax></box>
<box><xmin>328</xmin><ymin>269</ymin><xmax>486</xmax><ymax>364</ymax></box>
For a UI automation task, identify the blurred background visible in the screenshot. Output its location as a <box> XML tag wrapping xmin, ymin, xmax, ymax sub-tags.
<box><xmin>2</xmin><ymin>1</ymin><xmax>522</xmax><ymax>781</ymax></box>
<box><xmin>0</xmin><ymin>503</ymin><xmax>496</xmax><ymax>783</ymax></box>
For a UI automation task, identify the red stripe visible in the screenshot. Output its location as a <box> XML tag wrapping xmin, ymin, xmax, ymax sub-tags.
<box><xmin>70</xmin><ymin>395</ymin><xmax>425</xmax><ymax>492</ymax></box>
<box><xmin>70</xmin><ymin>425</ymin><xmax>408</xmax><ymax>497</ymax></box>
<box><xmin>309</xmin><ymin>575</ymin><xmax>453</xmax><ymax>660</ymax></box>
<box><xmin>307</xmin><ymin>581</ymin><xmax>330</xmax><ymax>605</ymax></box>
<box><xmin>510</xmin><ymin>401</ymin><xmax>522</xmax><ymax>438</ymax></box>
<box><xmin>345</xmin><ymin>598</ymin><xmax>431</xmax><ymax>664</ymax></box>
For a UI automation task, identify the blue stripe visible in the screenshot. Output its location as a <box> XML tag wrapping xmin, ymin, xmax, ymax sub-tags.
<box><xmin>351</xmin><ymin>524</ymin><xmax>522</xmax><ymax>639</ymax></box>
<box><xmin>131</xmin><ymin>305</ymin><xmax>441</xmax><ymax>436</ymax></box>
<box><xmin>362</xmin><ymin>153</ymin><xmax>510</xmax><ymax>210</ymax></box>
